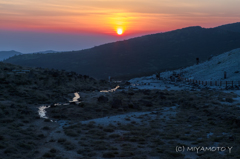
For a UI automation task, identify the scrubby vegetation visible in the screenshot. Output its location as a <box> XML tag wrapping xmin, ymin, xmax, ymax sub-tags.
<box><xmin>0</xmin><ymin>62</ymin><xmax>115</xmax><ymax>104</ymax></box>
<box><xmin>1</xmin><ymin>61</ymin><xmax>240</xmax><ymax>158</ymax></box>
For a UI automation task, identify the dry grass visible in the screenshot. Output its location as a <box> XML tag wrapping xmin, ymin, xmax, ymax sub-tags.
<box><xmin>1</xmin><ymin>69</ymin><xmax>240</xmax><ymax>159</ymax></box>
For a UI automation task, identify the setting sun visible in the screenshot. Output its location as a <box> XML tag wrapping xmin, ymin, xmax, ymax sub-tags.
<box><xmin>117</xmin><ymin>28</ymin><xmax>123</xmax><ymax>35</ymax></box>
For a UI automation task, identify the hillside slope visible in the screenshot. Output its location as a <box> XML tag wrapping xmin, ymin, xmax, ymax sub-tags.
<box><xmin>0</xmin><ymin>50</ymin><xmax>22</xmax><ymax>61</ymax></box>
<box><xmin>0</xmin><ymin>62</ymin><xmax>110</xmax><ymax>104</ymax></box>
<box><xmin>161</xmin><ymin>48</ymin><xmax>240</xmax><ymax>81</ymax></box>
<box><xmin>216</xmin><ymin>22</ymin><xmax>240</xmax><ymax>33</ymax></box>
<box><xmin>4</xmin><ymin>23</ymin><xmax>240</xmax><ymax>79</ymax></box>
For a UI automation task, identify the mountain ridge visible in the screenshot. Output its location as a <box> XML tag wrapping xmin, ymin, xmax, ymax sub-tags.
<box><xmin>4</xmin><ymin>23</ymin><xmax>240</xmax><ymax>79</ymax></box>
<box><xmin>215</xmin><ymin>22</ymin><xmax>240</xmax><ymax>33</ymax></box>
<box><xmin>0</xmin><ymin>50</ymin><xmax>22</xmax><ymax>61</ymax></box>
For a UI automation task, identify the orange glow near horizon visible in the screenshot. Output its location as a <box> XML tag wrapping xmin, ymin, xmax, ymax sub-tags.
<box><xmin>1</xmin><ymin>0</ymin><xmax>240</xmax><ymax>36</ymax></box>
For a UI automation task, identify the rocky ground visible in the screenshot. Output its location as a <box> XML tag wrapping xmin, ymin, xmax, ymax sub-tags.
<box><xmin>1</xmin><ymin>62</ymin><xmax>240</xmax><ymax>159</ymax></box>
<box><xmin>42</xmin><ymin>89</ymin><xmax>240</xmax><ymax>159</ymax></box>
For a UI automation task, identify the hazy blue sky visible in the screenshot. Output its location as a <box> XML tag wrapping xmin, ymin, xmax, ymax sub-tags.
<box><xmin>0</xmin><ymin>30</ymin><xmax>133</xmax><ymax>53</ymax></box>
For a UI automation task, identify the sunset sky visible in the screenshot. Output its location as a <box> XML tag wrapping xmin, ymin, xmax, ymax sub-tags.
<box><xmin>1</xmin><ymin>0</ymin><xmax>240</xmax><ymax>53</ymax></box>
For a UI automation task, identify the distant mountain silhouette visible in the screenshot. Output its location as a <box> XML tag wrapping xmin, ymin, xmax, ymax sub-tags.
<box><xmin>30</xmin><ymin>50</ymin><xmax>58</xmax><ymax>54</ymax></box>
<box><xmin>216</xmin><ymin>22</ymin><xmax>240</xmax><ymax>33</ymax></box>
<box><xmin>0</xmin><ymin>50</ymin><xmax>22</xmax><ymax>61</ymax></box>
<box><xmin>0</xmin><ymin>50</ymin><xmax>58</xmax><ymax>61</ymax></box>
<box><xmin>4</xmin><ymin>22</ymin><xmax>240</xmax><ymax>79</ymax></box>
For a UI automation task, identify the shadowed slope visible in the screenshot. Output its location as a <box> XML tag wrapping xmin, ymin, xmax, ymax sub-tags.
<box><xmin>216</xmin><ymin>22</ymin><xmax>240</xmax><ymax>33</ymax></box>
<box><xmin>4</xmin><ymin>24</ymin><xmax>240</xmax><ymax>79</ymax></box>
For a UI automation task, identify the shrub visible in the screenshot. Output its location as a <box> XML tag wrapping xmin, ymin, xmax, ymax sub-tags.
<box><xmin>109</xmin><ymin>134</ymin><xmax>120</xmax><ymax>138</ymax></box>
<box><xmin>43</xmin><ymin>152</ymin><xmax>56</xmax><ymax>158</ymax></box>
<box><xmin>102</xmin><ymin>152</ymin><xmax>115</xmax><ymax>158</ymax></box>
<box><xmin>50</xmin><ymin>148</ymin><xmax>57</xmax><ymax>153</ymax></box>
<box><xmin>226</xmin><ymin>97</ymin><xmax>234</xmax><ymax>103</ymax></box>
<box><xmin>57</xmin><ymin>138</ymin><xmax>66</xmax><ymax>143</ymax></box>
<box><xmin>42</xmin><ymin>126</ymin><xmax>50</xmax><ymax>130</ymax></box>
<box><xmin>64</xmin><ymin>129</ymin><xmax>79</xmax><ymax>137</ymax></box>
<box><xmin>63</xmin><ymin>141</ymin><xmax>76</xmax><ymax>150</ymax></box>
<box><xmin>103</xmin><ymin>128</ymin><xmax>114</xmax><ymax>132</ymax></box>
